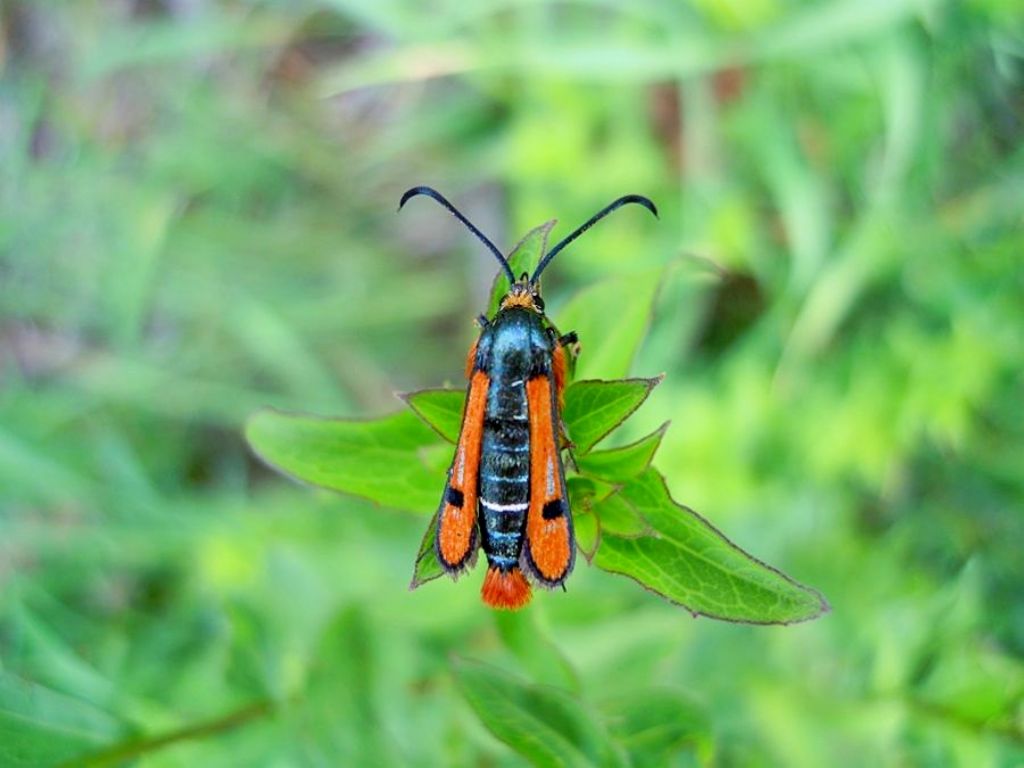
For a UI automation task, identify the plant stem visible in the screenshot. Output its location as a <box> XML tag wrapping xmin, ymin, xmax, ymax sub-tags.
<box><xmin>58</xmin><ymin>699</ymin><xmax>276</xmax><ymax>768</ymax></box>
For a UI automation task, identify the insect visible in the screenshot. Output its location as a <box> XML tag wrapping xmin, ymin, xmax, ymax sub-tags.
<box><xmin>400</xmin><ymin>187</ymin><xmax>658</xmax><ymax>609</ymax></box>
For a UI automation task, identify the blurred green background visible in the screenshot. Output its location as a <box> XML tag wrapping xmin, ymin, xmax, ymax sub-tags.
<box><xmin>2</xmin><ymin>0</ymin><xmax>1023</xmax><ymax>765</ymax></box>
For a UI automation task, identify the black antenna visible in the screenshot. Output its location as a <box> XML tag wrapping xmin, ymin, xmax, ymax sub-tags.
<box><xmin>531</xmin><ymin>195</ymin><xmax>658</xmax><ymax>282</ymax></box>
<box><xmin>399</xmin><ymin>186</ymin><xmax>515</xmax><ymax>284</ymax></box>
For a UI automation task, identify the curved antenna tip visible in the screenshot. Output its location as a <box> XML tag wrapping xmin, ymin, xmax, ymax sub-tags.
<box><xmin>625</xmin><ymin>194</ymin><xmax>659</xmax><ymax>219</ymax></box>
<box><xmin>395</xmin><ymin>186</ymin><xmax>515</xmax><ymax>283</ymax></box>
<box><xmin>398</xmin><ymin>185</ymin><xmax>440</xmax><ymax>211</ymax></box>
<box><xmin>531</xmin><ymin>193</ymin><xmax>659</xmax><ymax>281</ymax></box>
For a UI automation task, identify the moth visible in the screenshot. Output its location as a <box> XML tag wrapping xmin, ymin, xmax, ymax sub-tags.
<box><xmin>400</xmin><ymin>187</ymin><xmax>658</xmax><ymax>609</ymax></box>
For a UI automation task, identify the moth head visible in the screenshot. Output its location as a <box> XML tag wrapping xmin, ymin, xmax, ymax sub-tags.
<box><xmin>500</xmin><ymin>274</ymin><xmax>545</xmax><ymax>313</ymax></box>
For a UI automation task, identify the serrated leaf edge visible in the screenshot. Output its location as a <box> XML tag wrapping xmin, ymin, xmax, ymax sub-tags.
<box><xmin>398</xmin><ymin>387</ymin><xmax>464</xmax><ymax>444</ymax></box>
<box><xmin>567</xmin><ymin>374</ymin><xmax>665</xmax><ymax>453</ymax></box>
<box><xmin>244</xmin><ymin>407</ymin><xmax>441</xmax><ymax>512</ymax></box>
<box><xmin>576</xmin><ymin>421</ymin><xmax>670</xmax><ymax>480</ymax></box>
<box><xmin>409</xmin><ymin>511</ymin><xmax>444</xmax><ymax>590</ymax></box>
<box><xmin>597</xmin><ymin>470</ymin><xmax>830</xmax><ymax>625</ymax></box>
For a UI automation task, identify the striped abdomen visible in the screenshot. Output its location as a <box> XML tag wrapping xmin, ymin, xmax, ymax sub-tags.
<box><xmin>478</xmin><ymin>378</ymin><xmax>530</xmax><ymax>571</ymax></box>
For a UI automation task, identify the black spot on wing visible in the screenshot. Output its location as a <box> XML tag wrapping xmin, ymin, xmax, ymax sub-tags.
<box><xmin>542</xmin><ymin>499</ymin><xmax>566</xmax><ymax>520</ymax></box>
<box><xmin>445</xmin><ymin>486</ymin><xmax>464</xmax><ymax>509</ymax></box>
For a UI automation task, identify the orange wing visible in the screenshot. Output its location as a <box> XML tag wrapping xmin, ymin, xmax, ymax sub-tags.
<box><xmin>434</xmin><ymin>369</ymin><xmax>488</xmax><ymax>573</ymax></box>
<box><xmin>522</xmin><ymin>371</ymin><xmax>575</xmax><ymax>586</ymax></box>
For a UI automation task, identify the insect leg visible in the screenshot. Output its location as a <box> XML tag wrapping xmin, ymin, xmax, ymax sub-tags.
<box><xmin>558</xmin><ymin>330</ymin><xmax>580</xmax><ymax>361</ymax></box>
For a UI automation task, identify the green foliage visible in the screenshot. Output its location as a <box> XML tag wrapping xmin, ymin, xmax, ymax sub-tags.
<box><xmin>594</xmin><ymin>470</ymin><xmax>826</xmax><ymax>624</ymax></box>
<box><xmin>246</xmin><ymin>409</ymin><xmax>446</xmax><ymax>512</ymax></box>
<box><xmin>601</xmin><ymin>689</ymin><xmax>710</xmax><ymax>767</ymax></box>
<box><xmin>0</xmin><ymin>672</ymin><xmax>124</xmax><ymax>767</ymax></box>
<box><xmin>4</xmin><ymin>0</ymin><xmax>1024</xmax><ymax>765</ymax></box>
<box><xmin>574</xmin><ymin>424</ymin><xmax>667</xmax><ymax>482</ymax></box>
<box><xmin>401</xmin><ymin>388</ymin><xmax>465</xmax><ymax>444</ymax></box>
<box><xmin>410</xmin><ymin>506</ymin><xmax>444</xmax><ymax>589</ymax></box>
<box><xmin>557</xmin><ymin>269</ymin><xmax>663</xmax><ymax>380</ymax></box>
<box><xmin>454</xmin><ymin>659</ymin><xmax>628</xmax><ymax>768</ymax></box>
<box><xmin>561</xmin><ymin>378</ymin><xmax>664</xmax><ymax>455</ymax></box>
<box><xmin>251</xmin><ymin>376</ymin><xmax>826</xmax><ymax>622</ymax></box>
<box><xmin>246</xmin><ymin>222</ymin><xmax>825</xmax><ymax>623</ymax></box>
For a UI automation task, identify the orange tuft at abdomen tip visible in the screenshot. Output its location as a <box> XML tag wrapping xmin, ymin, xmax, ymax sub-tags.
<box><xmin>481</xmin><ymin>566</ymin><xmax>532</xmax><ymax>610</ymax></box>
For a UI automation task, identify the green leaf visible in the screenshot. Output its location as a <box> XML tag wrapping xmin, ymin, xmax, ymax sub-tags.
<box><xmin>592</xmin><ymin>491</ymin><xmax>649</xmax><ymax>538</ymax></box>
<box><xmin>566</xmin><ymin>476</ymin><xmax>618</xmax><ymax>510</ymax></box>
<box><xmin>0</xmin><ymin>671</ymin><xmax>124</xmax><ymax>767</ymax></box>
<box><xmin>595</xmin><ymin>469</ymin><xmax>828</xmax><ymax>624</ymax></box>
<box><xmin>575</xmin><ymin>422</ymin><xmax>668</xmax><ymax>481</ymax></box>
<box><xmin>566</xmin><ymin>477</ymin><xmax>617</xmax><ymax>563</ymax></box>
<box><xmin>64</xmin><ymin>700</ymin><xmax>274</xmax><ymax>768</ymax></box>
<box><xmin>493</xmin><ymin>613</ymin><xmax>579</xmax><ymax>693</ymax></box>
<box><xmin>556</xmin><ymin>268</ymin><xmax>662</xmax><ymax>380</ymax></box>
<box><xmin>410</xmin><ymin>513</ymin><xmax>443</xmax><ymax>589</ymax></box>
<box><xmin>486</xmin><ymin>221</ymin><xmax>555</xmax><ymax>318</ymax></box>
<box><xmin>245</xmin><ymin>409</ymin><xmax>447</xmax><ymax>514</ymax></box>
<box><xmin>563</xmin><ymin>377</ymin><xmax>662</xmax><ymax>454</ymax></box>
<box><xmin>600</xmin><ymin>688</ymin><xmax>710</xmax><ymax>767</ymax></box>
<box><xmin>297</xmin><ymin>607</ymin><xmax>399</xmax><ymax>766</ymax></box>
<box><xmin>573</xmin><ymin>508</ymin><xmax>600</xmax><ymax>562</ymax></box>
<box><xmin>401</xmin><ymin>388</ymin><xmax>466</xmax><ymax>444</ymax></box>
<box><xmin>453</xmin><ymin>659</ymin><xmax>627</xmax><ymax>768</ymax></box>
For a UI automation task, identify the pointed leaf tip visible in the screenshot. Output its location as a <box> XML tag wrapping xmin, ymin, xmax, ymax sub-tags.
<box><xmin>487</xmin><ymin>220</ymin><xmax>556</xmax><ymax>317</ymax></box>
<box><xmin>576</xmin><ymin>421</ymin><xmax>669</xmax><ymax>481</ymax></box>
<box><xmin>563</xmin><ymin>377</ymin><xmax>662</xmax><ymax>454</ymax></box>
<box><xmin>410</xmin><ymin>513</ymin><xmax>444</xmax><ymax>589</ymax></box>
<box><xmin>245</xmin><ymin>408</ymin><xmax>446</xmax><ymax>514</ymax></box>
<box><xmin>401</xmin><ymin>388</ymin><xmax>466</xmax><ymax>444</ymax></box>
<box><xmin>595</xmin><ymin>469</ymin><xmax>828</xmax><ymax>625</ymax></box>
